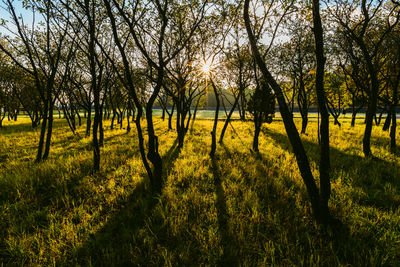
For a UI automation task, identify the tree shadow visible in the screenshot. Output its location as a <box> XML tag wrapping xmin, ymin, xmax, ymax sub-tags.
<box><xmin>261</xmin><ymin>127</ymin><xmax>400</xmax><ymax>211</ymax></box>
<box><xmin>220</xmin><ymin>143</ymin><xmax>356</xmax><ymax>265</ymax></box>
<box><xmin>64</xmin><ymin>138</ymin><xmax>189</xmax><ymax>265</ymax></box>
<box><xmin>71</xmin><ymin>181</ymin><xmax>156</xmax><ymax>266</ymax></box>
<box><xmin>210</xmin><ymin>156</ymin><xmax>238</xmax><ymax>266</ymax></box>
<box><xmin>0</xmin><ymin>119</ymin><xmax>70</xmax><ymax>136</ymax></box>
<box><xmin>162</xmin><ymin>137</ymin><xmax>181</xmax><ymax>178</ymax></box>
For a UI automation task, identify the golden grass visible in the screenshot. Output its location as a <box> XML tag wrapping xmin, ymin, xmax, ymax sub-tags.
<box><xmin>0</xmin><ymin>115</ymin><xmax>399</xmax><ymax>266</ymax></box>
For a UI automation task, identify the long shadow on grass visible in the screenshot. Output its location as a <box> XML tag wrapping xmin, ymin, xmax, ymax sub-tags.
<box><xmin>219</xmin><ymin>143</ymin><xmax>367</xmax><ymax>265</ymax></box>
<box><xmin>162</xmin><ymin>137</ymin><xmax>180</xmax><ymax>177</ymax></box>
<box><xmin>71</xmin><ymin>182</ymin><xmax>158</xmax><ymax>266</ymax></box>
<box><xmin>261</xmin><ymin>127</ymin><xmax>400</xmax><ymax>211</ymax></box>
<box><xmin>68</xmin><ymin>139</ymin><xmax>183</xmax><ymax>266</ymax></box>
<box><xmin>210</xmin><ymin>157</ymin><xmax>239</xmax><ymax>266</ymax></box>
<box><xmin>0</xmin><ymin>119</ymin><xmax>69</xmax><ymax>136</ymax></box>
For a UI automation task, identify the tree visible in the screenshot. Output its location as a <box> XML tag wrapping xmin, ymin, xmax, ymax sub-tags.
<box><xmin>328</xmin><ymin>0</ymin><xmax>400</xmax><ymax>157</ymax></box>
<box><xmin>277</xmin><ymin>16</ymin><xmax>315</xmax><ymax>134</ymax></box>
<box><xmin>0</xmin><ymin>0</ymin><xmax>76</xmax><ymax>162</ymax></box>
<box><xmin>247</xmin><ymin>80</ymin><xmax>275</xmax><ymax>152</ymax></box>
<box><xmin>102</xmin><ymin>0</ymin><xmax>207</xmax><ymax>192</ymax></box>
<box><xmin>244</xmin><ymin>0</ymin><xmax>332</xmax><ymax>223</ymax></box>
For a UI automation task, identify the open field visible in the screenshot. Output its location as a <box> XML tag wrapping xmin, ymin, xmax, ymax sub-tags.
<box><xmin>1</xmin><ymin>117</ymin><xmax>400</xmax><ymax>266</ymax></box>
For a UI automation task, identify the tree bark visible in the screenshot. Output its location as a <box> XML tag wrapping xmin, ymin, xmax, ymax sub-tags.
<box><xmin>312</xmin><ymin>0</ymin><xmax>331</xmax><ymax>223</ymax></box>
<box><xmin>210</xmin><ymin>79</ymin><xmax>220</xmax><ymax>158</ymax></box>
<box><xmin>35</xmin><ymin>103</ymin><xmax>48</xmax><ymax>163</ymax></box>
<box><xmin>42</xmin><ymin>102</ymin><xmax>54</xmax><ymax>160</ymax></box>
<box><xmin>253</xmin><ymin>117</ymin><xmax>261</xmax><ymax>152</ymax></box>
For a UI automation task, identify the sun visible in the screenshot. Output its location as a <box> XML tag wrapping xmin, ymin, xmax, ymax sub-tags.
<box><xmin>201</xmin><ymin>59</ymin><xmax>213</xmax><ymax>76</ymax></box>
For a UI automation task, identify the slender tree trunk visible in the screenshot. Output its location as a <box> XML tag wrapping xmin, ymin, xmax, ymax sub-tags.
<box><xmin>76</xmin><ymin>109</ymin><xmax>82</xmax><ymax>126</ymax></box>
<box><xmin>253</xmin><ymin>117</ymin><xmax>260</xmax><ymax>152</ymax></box>
<box><xmin>351</xmin><ymin>107</ymin><xmax>357</xmax><ymax>127</ymax></box>
<box><xmin>219</xmin><ymin>94</ymin><xmax>240</xmax><ymax>144</ymax></box>
<box><xmin>191</xmin><ymin>96</ymin><xmax>201</xmax><ymax>128</ymax></box>
<box><xmin>86</xmin><ymin>109</ymin><xmax>91</xmax><ymax>137</ymax></box>
<box><xmin>390</xmin><ymin>108</ymin><xmax>397</xmax><ymax>153</ymax></box>
<box><xmin>210</xmin><ymin>79</ymin><xmax>220</xmax><ymax>158</ymax></box>
<box><xmin>93</xmin><ymin>98</ymin><xmax>100</xmax><ymax>171</ymax></box>
<box><xmin>383</xmin><ymin>109</ymin><xmax>392</xmax><ymax>131</ymax></box>
<box><xmin>99</xmin><ymin>108</ymin><xmax>104</xmax><ymax>147</ymax></box>
<box><xmin>244</xmin><ymin>0</ymin><xmax>323</xmax><ymax>221</ymax></box>
<box><xmin>168</xmin><ymin>103</ymin><xmax>175</xmax><ymax>130</ymax></box>
<box><xmin>161</xmin><ymin>107</ymin><xmax>165</xmax><ymax>121</ymax></box>
<box><xmin>375</xmin><ymin>110</ymin><xmax>383</xmax><ymax>126</ymax></box>
<box><xmin>300</xmin><ymin>111</ymin><xmax>308</xmax><ymax>134</ymax></box>
<box><xmin>146</xmin><ymin>93</ymin><xmax>163</xmax><ymax>193</ymax></box>
<box><xmin>42</xmin><ymin>102</ymin><xmax>54</xmax><ymax>160</ymax></box>
<box><xmin>35</xmin><ymin>103</ymin><xmax>48</xmax><ymax>163</ymax></box>
<box><xmin>390</xmin><ymin>68</ymin><xmax>399</xmax><ymax>153</ymax></box>
<box><xmin>363</xmin><ymin>100</ymin><xmax>377</xmax><ymax>157</ymax></box>
<box><xmin>134</xmin><ymin>106</ymin><xmax>153</xmax><ymax>184</ymax></box>
<box><xmin>111</xmin><ymin>109</ymin><xmax>116</xmax><ymax>130</ymax></box>
<box><xmin>63</xmin><ymin>105</ymin><xmax>76</xmax><ymax>135</ymax></box>
<box><xmin>312</xmin><ymin>0</ymin><xmax>331</xmax><ymax>223</ymax></box>
<box><xmin>127</xmin><ymin>108</ymin><xmax>131</xmax><ymax>133</ymax></box>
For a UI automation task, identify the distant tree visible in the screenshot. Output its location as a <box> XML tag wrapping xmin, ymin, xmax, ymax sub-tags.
<box><xmin>247</xmin><ymin>80</ymin><xmax>275</xmax><ymax>152</ymax></box>
<box><xmin>277</xmin><ymin>19</ymin><xmax>315</xmax><ymax>134</ymax></box>
<box><xmin>219</xmin><ymin>31</ymin><xmax>253</xmax><ymax>143</ymax></box>
<box><xmin>328</xmin><ymin>0</ymin><xmax>400</xmax><ymax>157</ymax></box>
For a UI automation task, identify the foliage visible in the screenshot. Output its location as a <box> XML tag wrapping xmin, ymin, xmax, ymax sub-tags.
<box><xmin>247</xmin><ymin>82</ymin><xmax>275</xmax><ymax>124</ymax></box>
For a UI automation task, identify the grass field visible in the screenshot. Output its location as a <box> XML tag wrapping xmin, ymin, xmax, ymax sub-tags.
<box><xmin>0</xmin><ymin>116</ymin><xmax>400</xmax><ymax>266</ymax></box>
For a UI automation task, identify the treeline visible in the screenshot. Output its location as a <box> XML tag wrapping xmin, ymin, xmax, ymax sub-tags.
<box><xmin>0</xmin><ymin>0</ymin><xmax>399</xmax><ymax>224</ymax></box>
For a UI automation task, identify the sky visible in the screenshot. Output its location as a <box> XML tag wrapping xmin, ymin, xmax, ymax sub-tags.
<box><xmin>0</xmin><ymin>1</ymin><xmax>36</xmax><ymax>36</ymax></box>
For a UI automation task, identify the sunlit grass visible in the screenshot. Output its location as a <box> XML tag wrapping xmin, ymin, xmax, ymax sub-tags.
<box><xmin>0</xmin><ymin>115</ymin><xmax>399</xmax><ymax>265</ymax></box>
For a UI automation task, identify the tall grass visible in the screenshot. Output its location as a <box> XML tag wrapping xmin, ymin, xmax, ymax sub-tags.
<box><xmin>0</xmin><ymin>116</ymin><xmax>399</xmax><ymax>266</ymax></box>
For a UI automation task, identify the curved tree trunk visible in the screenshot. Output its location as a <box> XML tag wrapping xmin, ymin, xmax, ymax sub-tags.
<box><xmin>210</xmin><ymin>79</ymin><xmax>220</xmax><ymax>159</ymax></box>
<box><xmin>244</xmin><ymin>0</ymin><xmax>326</xmax><ymax>222</ymax></box>
<box><xmin>219</xmin><ymin>94</ymin><xmax>240</xmax><ymax>144</ymax></box>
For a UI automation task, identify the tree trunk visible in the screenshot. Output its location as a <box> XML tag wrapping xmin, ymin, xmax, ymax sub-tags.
<box><xmin>93</xmin><ymin>96</ymin><xmax>100</xmax><ymax>171</ymax></box>
<box><xmin>42</xmin><ymin>102</ymin><xmax>54</xmax><ymax>160</ymax></box>
<box><xmin>86</xmin><ymin>109</ymin><xmax>91</xmax><ymax>137</ymax></box>
<box><xmin>210</xmin><ymin>79</ymin><xmax>220</xmax><ymax>158</ymax></box>
<box><xmin>383</xmin><ymin>109</ymin><xmax>392</xmax><ymax>131</ymax></box>
<box><xmin>300</xmin><ymin>111</ymin><xmax>308</xmax><ymax>134</ymax></box>
<box><xmin>127</xmin><ymin>109</ymin><xmax>131</xmax><ymax>133</ymax></box>
<box><xmin>253</xmin><ymin>117</ymin><xmax>260</xmax><ymax>152</ymax></box>
<box><xmin>168</xmin><ymin>103</ymin><xmax>175</xmax><ymax>130</ymax></box>
<box><xmin>351</xmin><ymin>108</ymin><xmax>357</xmax><ymax>127</ymax></box>
<box><xmin>99</xmin><ymin>108</ymin><xmax>104</xmax><ymax>147</ymax></box>
<box><xmin>146</xmin><ymin>96</ymin><xmax>163</xmax><ymax>193</ymax></box>
<box><xmin>191</xmin><ymin>96</ymin><xmax>201</xmax><ymax>129</ymax></box>
<box><xmin>111</xmin><ymin>109</ymin><xmax>116</xmax><ymax>130</ymax></box>
<box><xmin>312</xmin><ymin>0</ymin><xmax>331</xmax><ymax>223</ymax></box>
<box><xmin>219</xmin><ymin>95</ymin><xmax>239</xmax><ymax>144</ymax></box>
<box><xmin>390</xmin><ymin>109</ymin><xmax>397</xmax><ymax>153</ymax></box>
<box><xmin>244</xmin><ymin>0</ymin><xmax>323</xmax><ymax>222</ymax></box>
<box><xmin>35</xmin><ymin>103</ymin><xmax>48</xmax><ymax>163</ymax></box>
<box><xmin>363</xmin><ymin>102</ymin><xmax>376</xmax><ymax>157</ymax></box>
<box><xmin>76</xmin><ymin>109</ymin><xmax>82</xmax><ymax>126</ymax></box>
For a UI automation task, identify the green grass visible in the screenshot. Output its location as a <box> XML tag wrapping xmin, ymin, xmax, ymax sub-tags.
<box><xmin>0</xmin><ymin>116</ymin><xmax>399</xmax><ymax>266</ymax></box>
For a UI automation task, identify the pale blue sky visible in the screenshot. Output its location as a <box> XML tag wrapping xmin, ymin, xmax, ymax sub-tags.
<box><xmin>0</xmin><ymin>0</ymin><xmax>36</xmax><ymax>35</ymax></box>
